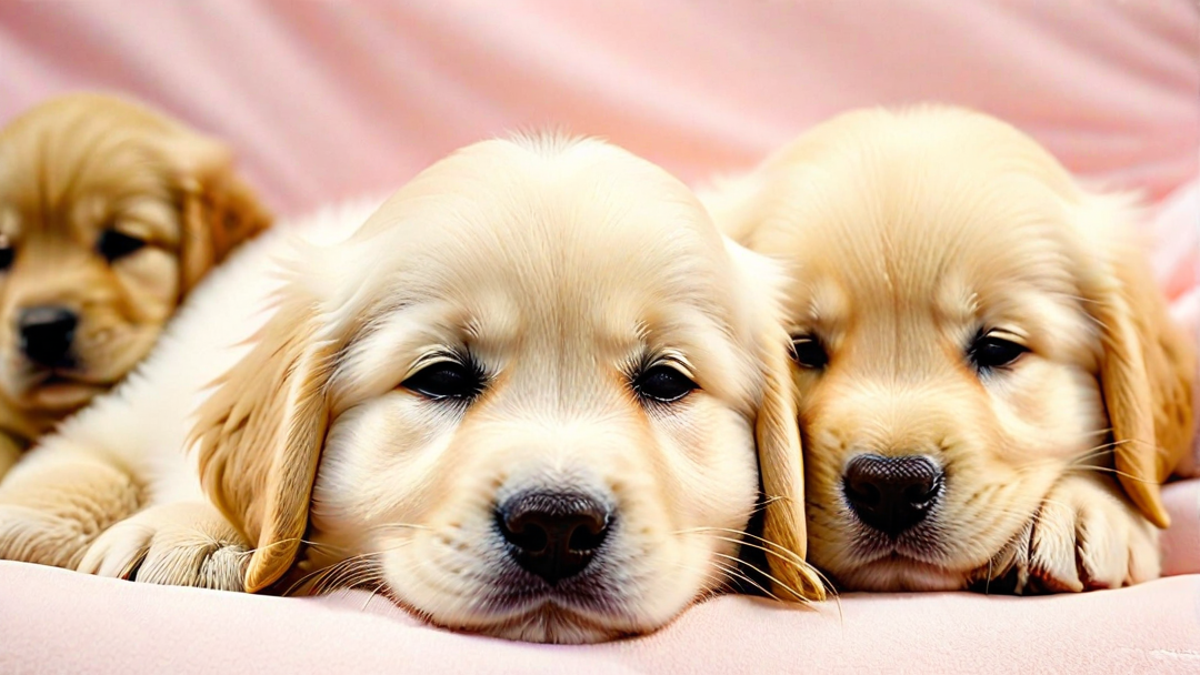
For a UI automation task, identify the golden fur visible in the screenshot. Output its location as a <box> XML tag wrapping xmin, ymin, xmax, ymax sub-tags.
<box><xmin>706</xmin><ymin>106</ymin><xmax>1195</xmax><ymax>593</ymax></box>
<box><xmin>0</xmin><ymin>137</ymin><xmax>821</xmax><ymax>643</ymax></box>
<box><xmin>0</xmin><ymin>93</ymin><xmax>269</xmax><ymax>475</ymax></box>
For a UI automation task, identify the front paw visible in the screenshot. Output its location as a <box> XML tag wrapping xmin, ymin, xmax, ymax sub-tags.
<box><xmin>976</xmin><ymin>474</ymin><xmax>1159</xmax><ymax>594</ymax></box>
<box><xmin>77</xmin><ymin>502</ymin><xmax>250</xmax><ymax>592</ymax></box>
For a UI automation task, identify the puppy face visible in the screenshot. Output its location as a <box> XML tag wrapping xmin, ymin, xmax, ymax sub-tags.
<box><xmin>197</xmin><ymin>137</ymin><xmax>817</xmax><ymax>643</ymax></box>
<box><xmin>0</xmin><ymin>94</ymin><xmax>268</xmax><ymax>432</ymax></box>
<box><xmin>710</xmin><ymin>108</ymin><xmax>1194</xmax><ymax>591</ymax></box>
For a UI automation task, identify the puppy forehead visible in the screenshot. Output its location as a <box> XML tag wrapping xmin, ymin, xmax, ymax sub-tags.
<box><xmin>764</xmin><ymin>119</ymin><xmax>1083</xmax><ymax>325</ymax></box>
<box><xmin>342</xmin><ymin>137</ymin><xmax>741</xmax><ymax>322</ymax></box>
<box><xmin>0</xmin><ymin>106</ymin><xmax>176</xmax><ymax>227</ymax></box>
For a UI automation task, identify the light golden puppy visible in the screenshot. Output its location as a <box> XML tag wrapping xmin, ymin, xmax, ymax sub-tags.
<box><xmin>0</xmin><ymin>93</ymin><xmax>269</xmax><ymax>475</ymax></box>
<box><xmin>0</xmin><ymin>137</ymin><xmax>820</xmax><ymax>643</ymax></box>
<box><xmin>706</xmin><ymin>107</ymin><xmax>1196</xmax><ymax>594</ymax></box>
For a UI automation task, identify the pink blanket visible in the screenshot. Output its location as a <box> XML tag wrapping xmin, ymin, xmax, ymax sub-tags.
<box><xmin>1</xmin><ymin>1</ymin><xmax>1197</xmax><ymax>670</ymax></box>
<box><xmin>2</xmin><ymin>490</ymin><xmax>1199</xmax><ymax>673</ymax></box>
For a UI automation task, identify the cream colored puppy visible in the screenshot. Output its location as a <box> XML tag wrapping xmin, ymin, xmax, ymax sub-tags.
<box><xmin>0</xmin><ymin>137</ymin><xmax>820</xmax><ymax>643</ymax></box>
<box><xmin>0</xmin><ymin>93</ymin><xmax>269</xmax><ymax>476</ymax></box>
<box><xmin>707</xmin><ymin>107</ymin><xmax>1195</xmax><ymax>593</ymax></box>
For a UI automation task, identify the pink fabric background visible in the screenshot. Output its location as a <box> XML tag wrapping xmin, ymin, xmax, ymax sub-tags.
<box><xmin>1</xmin><ymin>1</ymin><xmax>1198</xmax><ymax>671</ymax></box>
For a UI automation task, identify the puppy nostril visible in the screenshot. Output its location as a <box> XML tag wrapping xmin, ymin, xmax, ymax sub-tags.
<box><xmin>903</xmin><ymin>480</ymin><xmax>938</xmax><ymax>505</ymax></box>
<box><xmin>499</xmin><ymin>513</ymin><xmax>550</xmax><ymax>554</ymax></box>
<box><xmin>567</xmin><ymin>518</ymin><xmax>607</xmax><ymax>552</ymax></box>
<box><xmin>844</xmin><ymin>479</ymin><xmax>882</xmax><ymax>508</ymax></box>
<box><xmin>495</xmin><ymin>490</ymin><xmax>611</xmax><ymax>585</ymax></box>
<box><xmin>842</xmin><ymin>454</ymin><xmax>945</xmax><ymax>537</ymax></box>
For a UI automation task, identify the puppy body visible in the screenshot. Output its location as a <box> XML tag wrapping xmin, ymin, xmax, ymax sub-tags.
<box><xmin>0</xmin><ymin>94</ymin><xmax>269</xmax><ymax>474</ymax></box>
<box><xmin>708</xmin><ymin>107</ymin><xmax>1195</xmax><ymax>593</ymax></box>
<box><xmin>0</xmin><ymin>138</ymin><xmax>819</xmax><ymax>643</ymax></box>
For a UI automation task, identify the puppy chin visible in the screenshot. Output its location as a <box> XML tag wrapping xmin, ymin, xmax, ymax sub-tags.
<box><xmin>1</xmin><ymin>364</ymin><xmax>106</xmax><ymax>412</ymax></box>
<box><xmin>371</xmin><ymin>523</ymin><xmax>708</xmax><ymax>644</ymax></box>
<box><xmin>25</xmin><ymin>379</ymin><xmax>105</xmax><ymax>411</ymax></box>
<box><xmin>836</xmin><ymin>558</ymin><xmax>969</xmax><ymax>592</ymax></box>
<box><xmin>483</xmin><ymin>605</ymin><xmax>626</xmax><ymax>644</ymax></box>
<box><xmin>379</xmin><ymin>557</ymin><xmax>662</xmax><ymax>644</ymax></box>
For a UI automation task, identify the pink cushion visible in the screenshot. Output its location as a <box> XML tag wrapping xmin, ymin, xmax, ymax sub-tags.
<box><xmin>0</xmin><ymin>480</ymin><xmax>1196</xmax><ymax>671</ymax></box>
<box><xmin>2</xmin><ymin>563</ymin><xmax>1199</xmax><ymax>673</ymax></box>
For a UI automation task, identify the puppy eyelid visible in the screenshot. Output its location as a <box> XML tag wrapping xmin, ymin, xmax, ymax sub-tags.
<box><xmin>650</xmin><ymin>353</ymin><xmax>695</xmax><ymax>380</ymax></box>
<box><xmin>983</xmin><ymin>328</ymin><xmax>1025</xmax><ymax>344</ymax></box>
<box><xmin>405</xmin><ymin>349</ymin><xmax>470</xmax><ymax>380</ymax></box>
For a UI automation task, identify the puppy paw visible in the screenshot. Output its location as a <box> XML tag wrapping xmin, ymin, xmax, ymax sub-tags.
<box><xmin>77</xmin><ymin>502</ymin><xmax>250</xmax><ymax>591</ymax></box>
<box><xmin>978</xmin><ymin>474</ymin><xmax>1159</xmax><ymax>594</ymax></box>
<box><xmin>0</xmin><ymin>458</ymin><xmax>140</xmax><ymax>568</ymax></box>
<box><xmin>0</xmin><ymin>504</ymin><xmax>93</xmax><ymax>568</ymax></box>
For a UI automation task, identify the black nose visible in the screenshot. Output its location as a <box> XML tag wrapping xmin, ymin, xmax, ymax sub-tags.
<box><xmin>496</xmin><ymin>491</ymin><xmax>611</xmax><ymax>585</ymax></box>
<box><xmin>842</xmin><ymin>454</ymin><xmax>944</xmax><ymax>537</ymax></box>
<box><xmin>18</xmin><ymin>306</ymin><xmax>78</xmax><ymax>369</ymax></box>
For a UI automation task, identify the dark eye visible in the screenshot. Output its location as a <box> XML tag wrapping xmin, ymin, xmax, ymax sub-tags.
<box><xmin>968</xmin><ymin>332</ymin><xmax>1029</xmax><ymax>372</ymax></box>
<box><xmin>0</xmin><ymin>241</ymin><xmax>12</xmax><ymax>271</ymax></box>
<box><xmin>634</xmin><ymin>364</ymin><xmax>697</xmax><ymax>403</ymax></box>
<box><xmin>97</xmin><ymin>229</ymin><xmax>146</xmax><ymax>261</ymax></box>
<box><xmin>790</xmin><ymin>335</ymin><xmax>829</xmax><ymax>369</ymax></box>
<box><xmin>402</xmin><ymin>359</ymin><xmax>484</xmax><ymax>401</ymax></box>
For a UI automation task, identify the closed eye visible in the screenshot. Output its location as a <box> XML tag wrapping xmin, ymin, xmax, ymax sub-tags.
<box><xmin>0</xmin><ymin>234</ymin><xmax>13</xmax><ymax>271</ymax></box>
<box><xmin>97</xmin><ymin>229</ymin><xmax>147</xmax><ymax>262</ymax></box>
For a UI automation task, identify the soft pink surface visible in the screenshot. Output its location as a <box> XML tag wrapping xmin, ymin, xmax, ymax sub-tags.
<box><xmin>2</xmin><ymin>562</ymin><xmax>1199</xmax><ymax>673</ymax></box>
<box><xmin>0</xmin><ymin>480</ymin><xmax>1194</xmax><ymax>673</ymax></box>
<box><xmin>1</xmin><ymin>2</ymin><xmax>1199</xmax><ymax>670</ymax></box>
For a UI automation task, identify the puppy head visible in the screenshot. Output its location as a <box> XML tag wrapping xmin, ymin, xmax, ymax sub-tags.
<box><xmin>0</xmin><ymin>93</ymin><xmax>269</xmax><ymax>430</ymax></box>
<box><xmin>195</xmin><ymin>136</ymin><xmax>818</xmax><ymax>644</ymax></box>
<box><xmin>716</xmin><ymin>107</ymin><xmax>1195</xmax><ymax>591</ymax></box>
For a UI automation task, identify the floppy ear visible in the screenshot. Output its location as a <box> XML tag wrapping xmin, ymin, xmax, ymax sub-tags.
<box><xmin>192</xmin><ymin>290</ymin><xmax>336</xmax><ymax>592</ymax></box>
<box><xmin>728</xmin><ymin>241</ymin><xmax>827</xmax><ymax>602</ymax></box>
<box><xmin>161</xmin><ymin>131</ymin><xmax>272</xmax><ymax>293</ymax></box>
<box><xmin>1074</xmin><ymin>194</ymin><xmax>1196</xmax><ymax>529</ymax></box>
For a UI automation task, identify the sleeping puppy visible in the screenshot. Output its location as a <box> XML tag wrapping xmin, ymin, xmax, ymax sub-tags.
<box><xmin>706</xmin><ymin>107</ymin><xmax>1196</xmax><ymax>593</ymax></box>
<box><xmin>0</xmin><ymin>93</ymin><xmax>269</xmax><ymax>476</ymax></box>
<box><xmin>0</xmin><ymin>137</ymin><xmax>821</xmax><ymax>643</ymax></box>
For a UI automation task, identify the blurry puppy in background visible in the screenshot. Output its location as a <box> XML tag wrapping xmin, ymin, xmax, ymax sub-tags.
<box><xmin>0</xmin><ymin>137</ymin><xmax>821</xmax><ymax>644</ymax></box>
<box><xmin>0</xmin><ymin>93</ymin><xmax>270</xmax><ymax>475</ymax></box>
<box><xmin>706</xmin><ymin>107</ymin><xmax>1195</xmax><ymax>594</ymax></box>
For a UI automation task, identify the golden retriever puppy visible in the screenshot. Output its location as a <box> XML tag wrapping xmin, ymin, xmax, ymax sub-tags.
<box><xmin>706</xmin><ymin>107</ymin><xmax>1196</xmax><ymax>594</ymax></box>
<box><xmin>0</xmin><ymin>137</ymin><xmax>821</xmax><ymax>643</ymax></box>
<box><xmin>0</xmin><ymin>93</ymin><xmax>269</xmax><ymax>476</ymax></box>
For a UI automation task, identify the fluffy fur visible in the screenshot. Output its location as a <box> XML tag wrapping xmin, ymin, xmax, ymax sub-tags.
<box><xmin>705</xmin><ymin>107</ymin><xmax>1196</xmax><ymax>593</ymax></box>
<box><xmin>0</xmin><ymin>93</ymin><xmax>269</xmax><ymax>476</ymax></box>
<box><xmin>0</xmin><ymin>137</ymin><xmax>821</xmax><ymax>643</ymax></box>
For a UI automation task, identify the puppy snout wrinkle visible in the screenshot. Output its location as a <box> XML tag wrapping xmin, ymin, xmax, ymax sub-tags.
<box><xmin>843</xmin><ymin>454</ymin><xmax>944</xmax><ymax>537</ymax></box>
<box><xmin>18</xmin><ymin>305</ymin><xmax>78</xmax><ymax>368</ymax></box>
<box><xmin>496</xmin><ymin>491</ymin><xmax>611</xmax><ymax>585</ymax></box>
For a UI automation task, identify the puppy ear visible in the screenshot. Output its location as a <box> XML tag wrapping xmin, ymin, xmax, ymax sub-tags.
<box><xmin>1075</xmin><ymin>194</ymin><xmax>1196</xmax><ymax>528</ymax></box>
<box><xmin>192</xmin><ymin>288</ymin><xmax>335</xmax><ymax>592</ymax></box>
<box><xmin>728</xmin><ymin>241</ymin><xmax>827</xmax><ymax>601</ymax></box>
<box><xmin>161</xmin><ymin>131</ymin><xmax>272</xmax><ymax>293</ymax></box>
